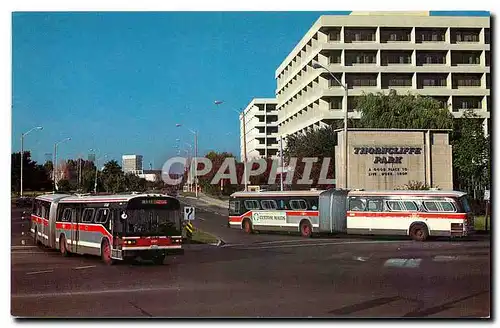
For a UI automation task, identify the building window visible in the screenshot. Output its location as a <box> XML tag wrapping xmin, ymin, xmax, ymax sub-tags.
<box><xmin>455</xmin><ymin>32</ymin><xmax>479</xmax><ymax>42</ymax></box>
<box><xmin>330</xmin><ymin>98</ymin><xmax>343</xmax><ymax>110</ymax></box>
<box><xmin>351</xmin><ymin>78</ymin><xmax>377</xmax><ymax>87</ymax></box>
<box><xmin>485</xmin><ymin>28</ymin><xmax>490</xmax><ymax>44</ymax></box>
<box><xmin>453</xmin><ymin>52</ymin><xmax>481</xmax><ymax>65</ymax></box>
<box><xmin>388</xmin><ymin>78</ymin><xmax>412</xmax><ymax>87</ymax></box>
<box><xmin>456</xmin><ymin>77</ymin><xmax>481</xmax><ymax>87</ymax></box>
<box><xmin>353</xmin><ymin>53</ymin><xmax>376</xmax><ymax>64</ymax></box>
<box><xmin>417</xmin><ymin>29</ymin><xmax>446</xmax><ymax>42</ymax></box>
<box><xmin>486</xmin><ymin>51</ymin><xmax>490</xmax><ymax>67</ymax></box>
<box><xmin>328</xmin><ymin>30</ymin><xmax>341</xmax><ymax>41</ymax></box>
<box><xmin>422</xmin><ymin>78</ymin><xmax>446</xmax><ymax>87</ymax></box>
<box><xmin>486</xmin><ymin>74</ymin><xmax>490</xmax><ymax>89</ymax></box>
<box><xmin>380</xmin><ymin>28</ymin><xmax>411</xmax><ymax>42</ymax></box>
<box><xmin>419</xmin><ymin>52</ymin><xmax>446</xmax><ymax>65</ymax></box>
<box><xmin>329</xmin><ymin>53</ymin><xmax>341</xmax><ymax>64</ymax></box>
<box><xmin>346</xmin><ymin>28</ymin><xmax>376</xmax><ymax>42</ymax></box>
<box><xmin>384</xmin><ymin>52</ymin><xmax>411</xmax><ymax>64</ymax></box>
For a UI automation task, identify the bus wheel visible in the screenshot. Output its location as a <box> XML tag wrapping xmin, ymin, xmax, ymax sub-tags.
<box><xmin>152</xmin><ymin>254</ymin><xmax>165</xmax><ymax>265</ymax></box>
<box><xmin>59</xmin><ymin>236</ymin><xmax>70</xmax><ymax>257</ymax></box>
<box><xmin>101</xmin><ymin>239</ymin><xmax>115</xmax><ymax>265</ymax></box>
<box><xmin>242</xmin><ymin>219</ymin><xmax>253</xmax><ymax>234</ymax></box>
<box><xmin>410</xmin><ymin>223</ymin><xmax>429</xmax><ymax>242</ymax></box>
<box><xmin>300</xmin><ymin>220</ymin><xmax>313</xmax><ymax>238</ymax></box>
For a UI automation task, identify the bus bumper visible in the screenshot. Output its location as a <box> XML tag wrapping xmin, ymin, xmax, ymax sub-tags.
<box><xmin>112</xmin><ymin>247</ymin><xmax>184</xmax><ymax>260</ymax></box>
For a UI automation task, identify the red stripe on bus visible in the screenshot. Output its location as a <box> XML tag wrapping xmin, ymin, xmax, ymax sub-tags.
<box><xmin>229</xmin><ymin>216</ymin><xmax>243</xmax><ymax>223</ymax></box>
<box><xmin>55</xmin><ymin>222</ymin><xmax>112</xmax><ymax>239</ymax></box>
<box><xmin>287</xmin><ymin>211</ymin><xmax>319</xmax><ymax>217</ymax></box>
<box><xmin>31</xmin><ymin>214</ymin><xmax>49</xmax><ymax>226</ymax></box>
<box><xmin>347</xmin><ymin>211</ymin><xmax>467</xmax><ymax>219</ymax></box>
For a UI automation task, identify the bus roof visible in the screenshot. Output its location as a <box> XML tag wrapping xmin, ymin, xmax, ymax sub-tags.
<box><xmin>230</xmin><ymin>190</ymin><xmax>325</xmax><ymax>198</ymax></box>
<box><xmin>348</xmin><ymin>190</ymin><xmax>468</xmax><ymax>198</ymax></box>
<box><xmin>55</xmin><ymin>193</ymin><xmax>173</xmax><ymax>204</ymax></box>
<box><xmin>35</xmin><ymin>193</ymin><xmax>72</xmax><ymax>202</ymax></box>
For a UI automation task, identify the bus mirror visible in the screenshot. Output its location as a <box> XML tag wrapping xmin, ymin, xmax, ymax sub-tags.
<box><xmin>120</xmin><ymin>212</ymin><xmax>128</xmax><ymax>220</ymax></box>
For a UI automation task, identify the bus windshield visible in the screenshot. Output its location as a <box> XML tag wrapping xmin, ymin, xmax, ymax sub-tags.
<box><xmin>115</xmin><ymin>209</ymin><xmax>181</xmax><ymax>237</ymax></box>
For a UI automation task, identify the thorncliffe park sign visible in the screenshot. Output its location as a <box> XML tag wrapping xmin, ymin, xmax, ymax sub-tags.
<box><xmin>353</xmin><ymin>147</ymin><xmax>423</xmax><ymax>164</ymax></box>
<box><xmin>334</xmin><ymin>129</ymin><xmax>453</xmax><ymax>190</ymax></box>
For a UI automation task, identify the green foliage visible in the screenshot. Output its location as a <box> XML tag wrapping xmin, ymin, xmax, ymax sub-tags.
<box><xmin>451</xmin><ymin>109</ymin><xmax>490</xmax><ymax>195</ymax></box>
<box><xmin>11</xmin><ymin>152</ymin><xmax>53</xmax><ymax>193</ymax></box>
<box><xmin>57</xmin><ymin>179</ymin><xmax>72</xmax><ymax>192</ymax></box>
<box><xmin>357</xmin><ymin>90</ymin><xmax>454</xmax><ymax>129</ymax></box>
<box><xmin>395</xmin><ymin>181</ymin><xmax>432</xmax><ymax>190</ymax></box>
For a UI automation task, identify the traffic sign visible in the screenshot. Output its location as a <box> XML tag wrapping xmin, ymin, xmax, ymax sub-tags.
<box><xmin>484</xmin><ymin>190</ymin><xmax>490</xmax><ymax>201</ymax></box>
<box><xmin>184</xmin><ymin>206</ymin><xmax>195</xmax><ymax>221</ymax></box>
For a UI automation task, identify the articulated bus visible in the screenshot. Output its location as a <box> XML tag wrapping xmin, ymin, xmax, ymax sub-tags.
<box><xmin>30</xmin><ymin>193</ymin><xmax>184</xmax><ymax>264</ymax></box>
<box><xmin>228</xmin><ymin>189</ymin><xmax>474</xmax><ymax>241</ymax></box>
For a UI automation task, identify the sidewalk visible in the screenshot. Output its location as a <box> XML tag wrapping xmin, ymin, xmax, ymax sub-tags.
<box><xmin>182</xmin><ymin>192</ymin><xmax>228</xmax><ymax>209</ymax></box>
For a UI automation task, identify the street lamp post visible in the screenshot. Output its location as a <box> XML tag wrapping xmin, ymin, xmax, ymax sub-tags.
<box><xmin>53</xmin><ymin>137</ymin><xmax>71</xmax><ymax>193</ymax></box>
<box><xmin>214</xmin><ymin>101</ymin><xmax>248</xmax><ymax>191</ymax></box>
<box><xmin>312</xmin><ymin>62</ymin><xmax>349</xmax><ymax>189</ymax></box>
<box><xmin>94</xmin><ymin>155</ymin><xmax>107</xmax><ymax>194</ymax></box>
<box><xmin>20</xmin><ymin>126</ymin><xmax>43</xmax><ymax>197</ymax></box>
<box><xmin>176</xmin><ymin>124</ymin><xmax>198</xmax><ymax>198</ymax></box>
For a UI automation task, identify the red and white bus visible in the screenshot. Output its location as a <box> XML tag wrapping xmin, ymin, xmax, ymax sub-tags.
<box><xmin>30</xmin><ymin>193</ymin><xmax>184</xmax><ymax>264</ymax></box>
<box><xmin>228</xmin><ymin>189</ymin><xmax>474</xmax><ymax>241</ymax></box>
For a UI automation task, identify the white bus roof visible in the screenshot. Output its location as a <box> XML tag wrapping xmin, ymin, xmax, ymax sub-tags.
<box><xmin>34</xmin><ymin>193</ymin><xmax>172</xmax><ymax>204</ymax></box>
<box><xmin>230</xmin><ymin>190</ymin><xmax>325</xmax><ymax>198</ymax></box>
<box><xmin>348</xmin><ymin>190</ymin><xmax>468</xmax><ymax>197</ymax></box>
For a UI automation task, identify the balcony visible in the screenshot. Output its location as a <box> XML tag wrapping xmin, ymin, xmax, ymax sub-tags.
<box><xmin>381</xmin><ymin>50</ymin><xmax>412</xmax><ymax>66</ymax></box>
<box><xmin>450</xmin><ymin>28</ymin><xmax>481</xmax><ymax>44</ymax></box>
<box><xmin>417</xmin><ymin>73</ymin><xmax>448</xmax><ymax>89</ymax></box>
<box><xmin>416</xmin><ymin>51</ymin><xmax>447</xmax><ymax>66</ymax></box>
<box><xmin>380</xmin><ymin>27</ymin><xmax>411</xmax><ymax>43</ymax></box>
<box><xmin>430</xmin><ymin>96</ymin><xmax>450</xmax><ymax>110</ymax></box>
<box><xmin>452</xmin><ymin>96</ymin><xmax>483</xmax><ymax>112</ymax></box>
<box><xmin>382</xmin><ymin>73</ymin><xmax>413</xmax><ymax>89</ymax></box>
<box><xmin>346</xmin><ymin>73</ymin><xmax>378</xmax><ymax>89</ymax></box>
<box><xmin>452</xmin><ymin>74</ymin><xmax>482</xmax><ymax>89</ymax></box>
<box><xmin>344</xmin><ymin>27</ymin><xmax>376</xmax><ymax>43</ymax></box>
<box><xmin>451</xmin><ymin>51</ymin><xmax>481</xmax><ymax>66</ymax></box>
<box><xmin>415</xmin><ymin>28</ymin><xmax>446</xmax><ymax>43</ymax></box>
<box><xmin>326</xmin><ymin>27</ymin><xmax>341</xmax><ymax>42</ymax></box>
<box><xmin>345</xmin><ymin>50</ymin><xmax>377</xmax><ymax>66</ymax></box>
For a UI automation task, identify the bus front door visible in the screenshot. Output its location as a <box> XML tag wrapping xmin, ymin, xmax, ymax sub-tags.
<box><xmin>70</xmin><ymin>208</ymin><xmax>79</xmax><ymax>254</ymax></box>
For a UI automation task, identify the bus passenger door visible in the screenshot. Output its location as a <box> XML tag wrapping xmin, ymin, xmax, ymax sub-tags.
<box><xmin>70</xmin><ymin>208</ymin><xmax>79</xmax><ymax>253</ymax></box>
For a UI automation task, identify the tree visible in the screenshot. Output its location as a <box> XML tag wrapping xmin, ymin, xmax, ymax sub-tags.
<box><xmin>11</xmin><ymin>151</ymin><xmax>52</xmax><ymax>193</ymax></box>
<box><xmin>57</xmin><ymin>179</ymin><xmax>72</xmax><ymax>192</ymax></box>
<box><xmin>451</xmin><ymin>109</ymin><xmax>489</xmax><ymax>197</ymax></box>
<box><xmin>356</xmin><ymin>89</ymin><xmax>454</xmax><ymax>129</ymax></box>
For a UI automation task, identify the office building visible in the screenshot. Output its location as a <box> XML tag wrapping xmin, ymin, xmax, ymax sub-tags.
<box><xmin>240</xmin><ymin>98</ymin><xmax>279</xmax><ymax>160</ymax></box>
<box><xmin>275</xmin><ymin>11</ymin><xmax>490</xmax><ymax>141</ymax></box>
<box><xmin>122</xmin><ymin>154</ymin><xmax>143</xmax><ymax>174</ymax></box>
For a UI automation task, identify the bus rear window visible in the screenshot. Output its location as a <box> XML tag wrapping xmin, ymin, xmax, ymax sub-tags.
<box><xmin>459</xmin><ymin>196</ymin><xmax>472</xmax><ymax>213</ymax></box>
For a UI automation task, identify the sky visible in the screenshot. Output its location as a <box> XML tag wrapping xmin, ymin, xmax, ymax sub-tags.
<box><xmin>12</xmin><ymin>11</ymin><xmax>350</xmax><ymax>169</ymax></box>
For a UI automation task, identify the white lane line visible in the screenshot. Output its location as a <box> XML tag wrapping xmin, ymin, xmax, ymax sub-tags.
<box><xmin>12</xmin><ymin>286</ymin><xmax>183</xmax><ymax>299</ymax></box>
<box><xmin>239</xmin><ymin>240</ymin><xmax>407</xmax><ymax>250</ymax></box>
<box><xmin>73</xmin><ymin>265</ymin><xmax>96</xmax><ymax>270</ymax></box>
<box><xmin>383</xmin><ymin>258</ymin><xmax>422</xmax><ymax>268</ymax></box>
<box><xmin>198</xmin><ymin>217</ymin><xmax>206</xmax><ymax>221</ymax></box>
<box><xmin>26</xmin><ymin>270</ymin><xmax>54</xmax><ymax>275</ymax></box>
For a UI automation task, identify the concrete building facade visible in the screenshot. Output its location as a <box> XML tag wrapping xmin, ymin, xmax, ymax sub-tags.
<box><xmin>335</xmin><ymin>129</ymin><xmax>453</xmax><ymax>190</ymax></box>
<box><xmin>122</xmin><ymin>154</ymin><xmax>143</xmax><ymax>174</ymax></box>
<box><xmin>240</xmin><ymin>98</ymin><xmax>279</xmax><ymax>160</ymax></box>
<box><xmin>275</xmin><ymin>11</ymin><xmax>491</xmax><ymax>142</ymax></box>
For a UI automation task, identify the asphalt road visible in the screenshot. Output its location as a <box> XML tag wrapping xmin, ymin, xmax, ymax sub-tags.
<box><xmin>11</xmin><ymin>203</ymin><xmax>491</xmax><ymax>318</ymax></box>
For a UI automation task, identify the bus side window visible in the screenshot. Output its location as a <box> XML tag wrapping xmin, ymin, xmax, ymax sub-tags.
<box><xmin>36</xmin><ymin>201</ymin><xmax>43</xmax><ymax>217</ymax></box>
<box><xmin>438</xmin><ymin>201</ymin><xmax>456</xmax><ymax>212</ymax></box>
<box><xmin>95</xmin><ymin>208</ymin><xmax>112</xmax><ymax>224</ymax></box>
<box><xmin>386</xmin><ymin>200</ymin><xmax>404</xmax><ymax>211</ymax></box>
<box><xmin>261</xmin><ymin>200</ymin><xmax>278</xmax><ymax>210</ymax></box>
<box><xmin>61</xmin><ymin>208</ymin><xmax>72</xmax><ymax>222</ymax></box>
<box><xmin>82</xmin><ymin>208</ymin><xmax>95</xmax><ymax>223</ymax></box>
<box><xmin>349</xmin><ymin>198</ymin><xmax>366</xmax><ymax>211</ymax></box>
<box><xmin>290</xmin><ymin>199</ymin><xmax>307</xmax><ymax>210</ymax></box>
<box><xmin>423</xmin><ymin>201</ymin><xmax>439</xmax><ymax>212</ymax></box>
<box><xmin>244</xmin><ymin>200</ymin><xmax>260</xmax><ymax>211</ymax></box>
<box><xmin>366</xmin><ymin>198</ymin><xmax>383</xmax><ymax>212</ymax></box>
<box><xmin>403</xmin><ymin>201</ymin><xmax>418</xmax><ymax>211</ymax></box>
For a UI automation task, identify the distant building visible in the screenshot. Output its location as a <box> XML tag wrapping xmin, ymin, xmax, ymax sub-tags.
<box><xmin>122</xmin><ymin>154</ymin><xmax>143</xmax><ymax>174</ymax></box>
<box><xmin>138</xmin><ymin>170</ymin><xmax>162</xmax><ymax>182</ymax></box>
<box><xmin>240</xmin><ymin>98</ymin><xmax>279</xmax><ymax>160</ymax></box>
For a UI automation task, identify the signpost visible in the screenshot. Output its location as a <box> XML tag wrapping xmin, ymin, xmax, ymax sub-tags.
<box><xmin>484</xmin><ymin>190</ymin><xmax>490</xmax><ymax>232</ymax></box>
<box><xmin>183</xmin><ymin>207</ymin><xmax>195</xmax><ymax>240</ymax></box>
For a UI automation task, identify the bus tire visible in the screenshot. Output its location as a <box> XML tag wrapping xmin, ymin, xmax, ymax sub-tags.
<box><xmin>101</xmin><ymin>239</ymin><xmax>115</xmax><ymax>265</ymax></box>
<box><xmin>409</xmin><ymin>223</ymin><xmax>429</xmax><ymax>242</ymax></box>
<box><xmin>152</xmin><ymin>254</ymin><xmax>165</xmax><ymax>265</ymax></box>
<box><xmin>242</xmin><ymin>219</ymin><xmax>253</xmax><ymax>234</ymax></box>
<box><xmin>59</xmin><ymin>235</ymin><xmax>70</xmax><ymax>257</ymax></box>
<box><xmin>300</xmin><ymin>220</ymin><xmax>313</xmax><ymax>238</ymax></box>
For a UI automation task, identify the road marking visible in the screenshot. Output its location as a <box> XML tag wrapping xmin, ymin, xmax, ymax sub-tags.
<box><xmin>26</xmin><ymin>270</ymin><xmax>54</xmax><ymax>275</ymax></box>
<box><xmin>239</xmin><ymin>240</ymin><xmax>407</xmax><ymax>250</ymax></box>
<box><xmin>12</xmin><ymin>286</ymin><xmax>183</xmax><ymax>299</ymax></box>
<box><xmin>384</xmin><ymin>258</ymin><xmax>422</xmax><ymax>268</ymax></box>
<box><xmin>198</xmin><ymin>217</ymin><xmax>205</xmax><ymax>221</ymax></box>
<box><xmin>73</xmin><ymin>265</ymin><xmax>96</xmax><ymax>270</ymax></box>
